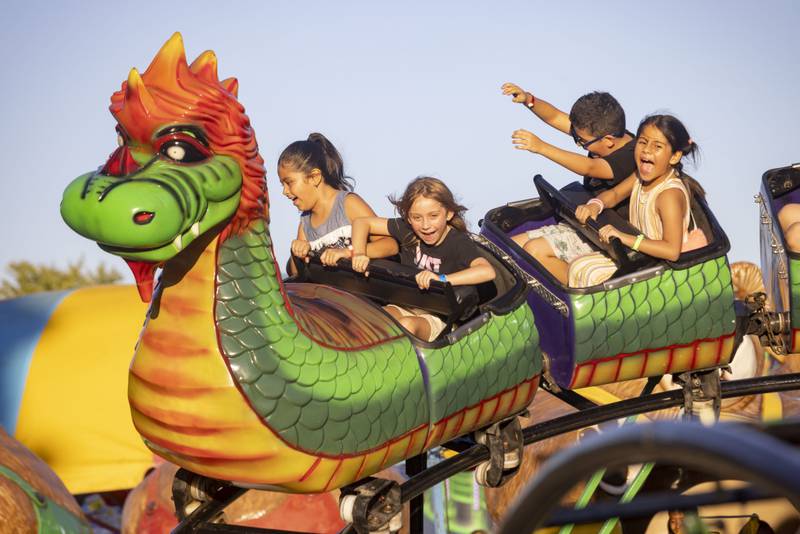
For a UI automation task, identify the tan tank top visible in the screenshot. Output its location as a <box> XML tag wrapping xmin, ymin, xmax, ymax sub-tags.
<box><xmin>629</xmin><ymin>171</ymin><xmax>691</xmax><ymax>242</ymax></box>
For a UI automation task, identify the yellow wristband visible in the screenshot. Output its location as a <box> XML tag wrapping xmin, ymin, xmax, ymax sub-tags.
<box><xmin>632</xmin><ymin>234</ymin><xmax>645</xmax><ymax>251</ymax></box>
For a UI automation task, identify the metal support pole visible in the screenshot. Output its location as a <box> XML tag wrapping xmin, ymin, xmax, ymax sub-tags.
<box><xmin>405</xmin><ymin>454</ymin><xmax>427</xmax><ymax>534</ymax></box>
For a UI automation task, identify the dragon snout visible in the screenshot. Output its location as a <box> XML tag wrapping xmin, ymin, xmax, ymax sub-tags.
<box><xmin>61</xmin><ymin>172</ymin><xmax>188</xmax><ymax>251</ymax></box>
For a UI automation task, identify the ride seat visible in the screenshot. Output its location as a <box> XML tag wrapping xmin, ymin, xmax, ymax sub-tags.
<box><xmin>293</xmin><ymin>256</ymin><xmax>480</xmax><ymax>340</ymax></box>
<box><xmin>560</xmin><ymin>181</ymin><xmax>726</xmax><ymax>268</ymax></box>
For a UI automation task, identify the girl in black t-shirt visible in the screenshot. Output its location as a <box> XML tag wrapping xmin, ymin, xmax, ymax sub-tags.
<box><xmin>351</xmin><ymin>177</ymin><xmax>496</xmax><ymax>341</ymax></box>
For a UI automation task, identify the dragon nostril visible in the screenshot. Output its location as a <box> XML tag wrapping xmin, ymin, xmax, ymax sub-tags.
<box><xmin>133</xmin><ymin>211</ymin><xmax>155</xmax><ymax>225</ymax></box>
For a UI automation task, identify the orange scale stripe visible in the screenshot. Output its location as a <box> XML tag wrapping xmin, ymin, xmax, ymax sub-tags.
<box><xmin>570</xmin><ymin>333</ymin><xmax>736</xmax><ymax>388</ymax></box>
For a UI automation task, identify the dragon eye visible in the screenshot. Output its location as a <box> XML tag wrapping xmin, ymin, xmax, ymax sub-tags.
<box><xmin>166</xmin><ymin>145</ymin><xmax>186</xmax><ymax>161</ymax></box>
<box><xmin>158</xmin><ymin>139</ymin><xmax>210</xmax><ymax>163</ymax></box>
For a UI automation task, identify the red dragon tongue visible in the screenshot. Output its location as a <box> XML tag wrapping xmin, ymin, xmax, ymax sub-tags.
<box><xmin>125</xmin><ymin>260</ymin><xmax>158</xmax><ymax>302</ymax></box>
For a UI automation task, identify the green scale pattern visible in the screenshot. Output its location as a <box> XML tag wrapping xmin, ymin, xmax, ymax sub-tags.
<box><xmin>790</xmin><ymin>258</ymin><xmax>800</xmax><ymax>332</ymax></box>
<box><xmin>421</xmin><ymin>304</ymin><xmax>541</xmax><ymax>422</ymax></box>
<box><xmin>571</xmin><ymin>257</ymin><xmax>736</xmax><ymax>363</ymax></box>
<box><xmin>216</xmin><ymin>221</ymin><xmax>543</xmax><ymax>455</ymax></box>
<box><xmin>216</xmin><ymin>221</ymin><xmax>427</xmax><ymax>456</ymax></box>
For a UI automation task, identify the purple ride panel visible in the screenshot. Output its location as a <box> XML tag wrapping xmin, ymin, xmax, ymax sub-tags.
<box><xmin>480</xmin><ymin>220</ymin><xmax>577</xmax><ymax>388</ymax></box>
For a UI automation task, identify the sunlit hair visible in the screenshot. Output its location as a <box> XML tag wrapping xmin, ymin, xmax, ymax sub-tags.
<box><xmin>389</xmin><ymin>177</ymin><xmax>468</xmax><ymax>232</ymax></box>
<box><xmin>109</xmin><ymin>33</ymin><xmax>267</xmax><ymax>239</ymax></box>
<box><xmin>569</xmin><ymin>92</ymin><xmax>626</xmax><ymax>138</ymax></box>
<box><xmin>637</xmin><ymin>114</ymin><xmax>705</xmax><ymax>200</ymax></box>
<box><xmin>277</xmin><ymin>133</ymin><xmax>354</xmax><ymax>191</ymax></box>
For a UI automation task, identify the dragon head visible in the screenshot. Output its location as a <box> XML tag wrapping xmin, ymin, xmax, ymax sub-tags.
<box><xmin>61</xmin><ymin>33</ymin><xmax>267</xmax><ymax>301</ymax></box>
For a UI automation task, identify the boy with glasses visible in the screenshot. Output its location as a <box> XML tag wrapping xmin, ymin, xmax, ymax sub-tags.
<box><xmin>501</xmin><ymin>84</ymin><xmax>636</xmax><ymax>283</ymax></box>
<box><xmin>502</xmin><ymin>83</ymin><xmax>635</xmax><ymax>194</ymax></box>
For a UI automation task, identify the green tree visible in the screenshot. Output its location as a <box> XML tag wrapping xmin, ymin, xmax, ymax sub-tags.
<box><xmin>0</xmin><ymin>260</ymin><xmax>123</xmax><ymax>299</ymax></box>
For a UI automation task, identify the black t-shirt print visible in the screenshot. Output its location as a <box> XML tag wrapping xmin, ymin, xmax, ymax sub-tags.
<box><xmin>387</xmin><ymin>218</ymin><xmax>482</xmax><ymax>275</ymax></box>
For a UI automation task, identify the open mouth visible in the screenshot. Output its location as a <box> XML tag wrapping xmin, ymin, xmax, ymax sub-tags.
<box><xmin>639</xmin><ymin>157</ymin><xmax>655</xmax><ymax>175</ymax></box>
<box><xmin>420</xmin><ymin>231</ymin><xmax>439</xmax><ymax>242</ymax></box>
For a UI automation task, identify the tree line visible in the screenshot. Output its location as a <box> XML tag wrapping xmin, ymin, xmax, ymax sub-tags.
<box><xmin>0</xmin><ymin>261</ymin><xmax>122</xmax><ymax>299</ymax></box>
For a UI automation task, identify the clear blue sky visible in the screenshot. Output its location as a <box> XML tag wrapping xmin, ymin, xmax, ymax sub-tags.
<box><xmin>1</xmin><ymin>1</ymin><xmax>798</xmax><ymax>284</ymax></box>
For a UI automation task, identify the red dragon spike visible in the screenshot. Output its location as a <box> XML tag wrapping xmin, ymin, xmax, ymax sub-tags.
<box><xmin>124</xmin><ymin>69</ymin><xmax>157</xmax><ymax>119</ymax></box>
<box><xmin>221</xmin><ymin>77</ymin><xmax>239</xmax><ymax>98</ymax></box>
<box><xmin>141</xmin><ymin>32</ymin><xmax>191</xmax><ymax>91</ymax></box>
<box><xmin>108</xmin><ymin>32</ymin><xmax>266</xmax><ymax>235</ymax></box>
<box><xmin>189</xmin><ymin>50</ymin><xmax>219</xmax><ymax>83</ymax></box>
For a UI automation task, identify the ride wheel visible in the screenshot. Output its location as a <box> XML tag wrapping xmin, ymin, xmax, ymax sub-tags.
<box><xmin>498</xmin><ymin>419</ymin><xmax>800</xmax><ymax>533</ymax></box>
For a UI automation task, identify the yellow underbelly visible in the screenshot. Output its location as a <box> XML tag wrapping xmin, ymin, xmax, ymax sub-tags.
<box><xmin>123</xmin><ymin>248</ymin><xmax>410</xmax><ymax>491</ymax></box>
<box><xmin>127</xmin><ymin>246</ymin><xmax>538</xmax><ymax>492</ymax></box>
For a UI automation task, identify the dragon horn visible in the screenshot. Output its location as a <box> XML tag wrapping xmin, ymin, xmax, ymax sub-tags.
<box><xmin>190</xmin><ymin>50</ymin><xmax>219</xmax><ymax>83</ymax></box>
<box><xmin>143</xmin><ymin>32</ymin><xmax>191</xmax><ymax>89</ymax></box>
<box><xmin>124</xmin><ymin>68</ymin><xmax>157</xmax><ymax>117</ymax></box>
<box><xmin>221</xmin><ymin>77</ymin><xmax>239</xmax><ymax>98</ymax></box>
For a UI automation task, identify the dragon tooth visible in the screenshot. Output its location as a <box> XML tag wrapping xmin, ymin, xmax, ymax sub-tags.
<box><xmin>191</xmin><ymin>222</ymin><xmax>200</xmax><ymax>237</ymax></box>
<box><xmin>173</xmin><ymin>234</ymin><xmax>183</xmax><ymax>251</ymax></box>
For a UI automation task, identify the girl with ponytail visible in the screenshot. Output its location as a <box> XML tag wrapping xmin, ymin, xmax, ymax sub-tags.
<box><xmin>568</xmin><ymin>114</ymin><xmax>709</xmax><ymax>287</ymax></box>
<box><xmin>278</xmin><ymin>133</ymin><xmax>397</xmax><ymax>274</ymax></box>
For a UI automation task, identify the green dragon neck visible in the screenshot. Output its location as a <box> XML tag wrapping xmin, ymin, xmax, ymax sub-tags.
<box><xmin>213</xmin><ymin>219</ymin><xmax>429</xmax><ymax>456</ymax></box>
<box><xmin>147</xmin><ymin>218</ymin><xmax>540</xmax><ymax>464</ymax></box>
<box><xmin>215</xmin><ymin>218</ymin><xmax>296</xmax><ymax>335</ymax></box>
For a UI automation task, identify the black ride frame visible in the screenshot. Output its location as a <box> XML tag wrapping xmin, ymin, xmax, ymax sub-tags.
<box><xmin>170</xmin><ymin>372</ymin><xmax>800</xmax><ymax>534</ymax></box>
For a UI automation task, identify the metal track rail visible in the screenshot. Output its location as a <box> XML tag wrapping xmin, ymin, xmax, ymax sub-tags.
<box><xmin>171</xmin><ymin>372</ymin><xmax>800</xmax><ymax>534</ymax></box>
<box><xmin>499</xmin><ymin>420</ymin><xmax>800</xmax><ymax>532</ymax></box>
<box><xmin>399</xmin><ymin>372</ymin><xmax>800</xmax><ymax>504</ymax></box>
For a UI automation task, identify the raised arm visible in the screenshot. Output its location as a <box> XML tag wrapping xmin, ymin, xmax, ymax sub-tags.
<box><xmin>502</xmin><ymin>82</ymin><xmax>571</xmax><ymax>134</ymax></box>
<box><xmin>512</xmin><ymin>129</ymin><xmax>615</xmax><ymax>179</ymax></box>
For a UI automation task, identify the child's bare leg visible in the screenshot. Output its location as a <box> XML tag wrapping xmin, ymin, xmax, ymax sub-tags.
<box><xmin>384</xmin><ymin>306</ymin><xmax>404</xmax><ymax>321</ymax></box>
<box><xmin>779</xmin><ymin>204</ymin><xmax>800</xmax><ymax>252</ymax></box>
<box><xmin>786</xmin><ymin>225</ymin><xmax>800</xmax><ymax>252</ymax></box>
<box><xmin>384</xmin><ymin>306</ymin><xmax>432</xmax><ymax>340</ymax></box>
<box><xmin>523</xmin><ymin>237</ymin><xmax>569</xmax><ymax>285</ymax></box>
<box><xmin>511</xmin><ymin>233</ymin><xmax>530</xmax><ymax>247</ymax></box>
<box><xmin>399</xmin><ymin>316</ymin><xmax>431</xmax><ymax>340</ymax></box>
